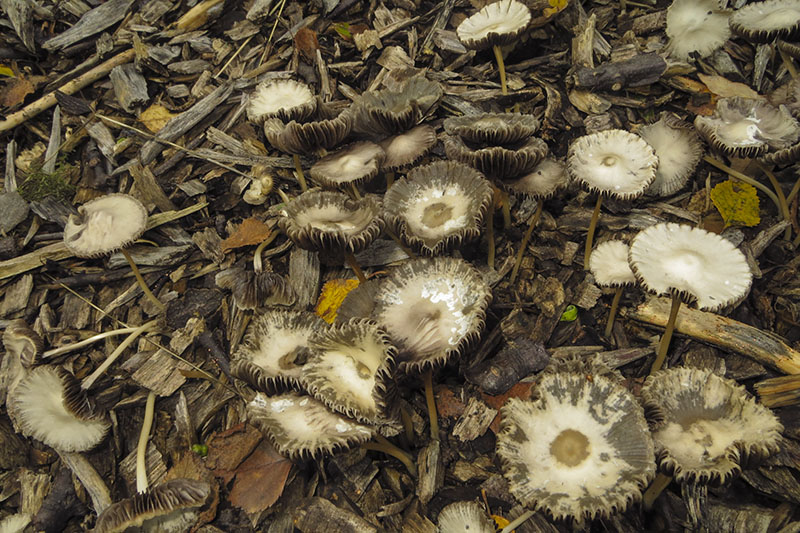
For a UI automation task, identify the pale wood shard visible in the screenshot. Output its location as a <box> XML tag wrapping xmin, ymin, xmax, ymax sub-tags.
<box><xmin>1</xmin><ymin>0</ymin><xmax>35</xmax><ymax>52</ymax></box>
<box><xmin>628</xmin><ymin>297</ymin><xmax>800</xmax><ymax>374</ymax></box>
<box><xmin>452</xmin><ymin>397</ymin><xmax>497</xmax><ymax>442</ymax></box>
<box><xmin>129</xmin><ymin>161</ymin><xmax>177</xmax><ymax>212</ymax></box>
<box><xmin>42</xmin><ymin>0</ymin><xmax>135</xmax><ymax>51</ymax></box>
<box><xmin>57</xmin><ymin>451</ymin><xmax>112</xmax><ymax>514</ymax></box>
<box><xmin>109</xmin><ymin>64</ymin><xmax>149</xmax><ymax>113</ymax></box>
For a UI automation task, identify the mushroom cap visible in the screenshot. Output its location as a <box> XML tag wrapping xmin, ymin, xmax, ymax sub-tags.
<box><xmin>384</xmin><ymin>161</ymin><xmax>493</xmax><ymax>256</ymax></box>
<box><xmin>3</xmin><ymin>319</ymin><xmax>43</xmax><ymax>368</ymax></box>
<box><xmin>93</xmin><ymin>478</ymin><xmax>210</xmax><ymax>533</ymax></box>
<box><xmin>443</xmin><ymin>134</ymin><xmax>549</xmax><ymax>179</ymax></box>
<box><xmin>309</xmin><ymin>141</ymin><xmax>385</xmax><ymax>189</ymax></box>
<box><xmin>246</xmin><ymin>392</ymin><xmax>374</xmax><ymax>459</ymax></box>
<box><xmin>499</xmin><ymin>157</ymin><xmax>569</xmax><ymax>199</ymax></box>
<box><xmin>353</xmin><ymin>77</ymin><xmax>443</xmax><ymax>136</ymax></box>
<box><xmin>368</xmin><ymin>257</ymin><xmax>492</xmax><ymax>372</ymax></box>
<box><xmin>496</xmin><ymin>372</ymin><xmax>655</xmax><ymax>524</ymax></box>
<box><xmin>665</xmin><ymin>0</ymin><xmax>731</xmax><ymax>60</ymax></box>
<box><xmin>444</xmin><ymin>113</ymin><xmax>540</xmax><ymax>146</ymax></box>
<box><xmin>437</xmin><ymin>501</ymin><xmax>496</xmax><ymax>533</ymax></box>
<box><xmin>641</xmin><ymin>367</ymin><xmax>783</xmax><ymax>485</ymax></box>
<box><xmin>778</xmin><ymin>40</ymin><xmax>800</xmax><ymax>60</ymax></box>
<box><xmin>278</xmin><ymin>190</ymin><xmax>384</xmax><ymax>255</ymax></box>
<box><xmin>730</xmin><ymin>0</ymin><xmax>800</xmax><ymax>43</ymax></box>
<box><xmin>567</xmin><ymin>129</ymin><xmax>657</xmax><ymax>199</ymax></box>
<box><xmin>760</xmin><ymin>139</ymin><xmax>800</xmax><ymax>165</ymax></box>
<box><xmin>694</xmin><ymin>97</ymin><xmax>800</xmax><ymax>157</ymax></box>
<box><xmin>263</xmin><ymin>110</ymin><xmax>353</xmax><ymax>156</ymax></box>
<box><xmin>216</xmin><ymin>266</ymin><xmax>296</xmax><ymax>310</ymax></box>
<box><xmin>231</xmin><ymin>309</ymin><xmax>326</xmax><ymax>394</ymax></box>
<box><xmin>8</xmin><ymin>366</ymin><xmax>109</xmax><ymax>452</ymax></box>
<box><xmin>63</xmin><ymin>194</ymin><xmax>148</xmax><ymax>258</ymax></box>
<box><xmin>378</xmin><ymin>125</ymin><xmax>437</xmax><ymax>171</ymax></box>
<box><xmin>638</xmin><ymin>114</ymin><xmax>704</xmax><ymax>197</ymax></box>
<box><xmin>456</xmin><ymin>0</ymin><xmax>532</xmax><ymax>50</ymax></box>
<box><xmin>589</xmin><ymin>240</ymin><xmax>636</xmax><ymax>288</ymax></box>
<box><xmin>628</xmin><ymin>223</ymin><xmax>752</xmax><ymax>311</ymax></box>
<box><xmin>302</xmin><ymin>319</ymin><xmax>396</xmax><ymax>424</ymax></box>
<box><xmin>247</xmin><ymin>79</ymin><xmax>316</xmax><ymax>124</ymax></box>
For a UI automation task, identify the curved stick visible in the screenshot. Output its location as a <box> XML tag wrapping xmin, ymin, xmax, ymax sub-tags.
<box><xmin>121</xmin><ymin>248</ymin><xmax>165</xmax><ymax>311</ymax></box>
<box><xmin>81</xmin><ymin>320</ymin><xmax>159</xmax><ymax>390</ymax></box>
<box><xmin>44</xmin><ymin>327</ymin><xmax>137</xmax><ymax>359</ymax></box>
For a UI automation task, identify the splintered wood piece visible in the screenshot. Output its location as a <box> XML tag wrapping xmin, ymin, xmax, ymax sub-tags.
<box><xmin>628</xmin><ymin>297</ymin><xmax>800</xmax><ymax>374</ymax></box>
<box><xmin>119</xmin><ymin>442</ymin><xmax>166</xmax><ymax>494</ymax></box>
<box><xmin>110</xmin><ymin>64</ymin><xmax>149</xmax><ymax>113</ymax></box>
<box><xmin>416</xmin><ymin>440</ymin><xmax>443</xmax><ymax>505</ymax></box>
<box><xmin>452</xmin><ymin>397</ymin><xmax>497</xmax><ymax>442</ymax></box>
<box><xmin>756</xmin><ymin>375</ymin><xmax>800</xmax><ymax>408</ymax></box>
<box><xmin>58</xmin><ymin>451</ymin><xmax>112</xmax><ymax>514</ymax></box>
<box><xmin>42</xmin><ymin>0</ymin><xmax>135</xmax><ymax>51</ymax></box>
<box><xmin>293</xmin><ymin>497</ymin><xmax>378</xmax><ymax>533</ymax></box>
<box><xmin>572</xmin><ymin>53</ymin><xmax>667</xmax><ymax>91</ymax></box>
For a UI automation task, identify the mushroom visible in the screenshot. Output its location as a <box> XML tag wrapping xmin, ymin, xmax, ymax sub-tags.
<box><xmin>383</xmin><ymin>160</ymin><xmax>493</xmax><ymax>256</ymax></box>
<box><xmin>567</xmin><ymin>129</ymin><xmax>657</xmax><ymax>269</ymax></box>
<box><xmin>352</xmin><ymin>77</ymin><xmax>443</xmax><ymax>136</ymax></box>
<box><xmin>637</xmin><ymin>114</ymin><xmax>704</xmax><ymax>197</ymax></box>
<box><xmin>308</xmin><ymin>141</ymin><xmax>386</xmax><ymax>194</ymax></box>
<box><xmin>247</xmin><ymin>78</ymin><xmax>316</xmax><ymax>124</ymax></box>
<box><xmin>93</xmin><ymin>478</ymin><xmax>210</xmax><ymax>533</ymax></box>
<box><xmin>378</xmin><ymin>124</ymin><xmax>437</xmax><ymax>187</ymax></box>
<box><xmin>730</xmin><ymin>0</ymin><xmax>800</xmax><ymax>43</ymax></box>
<box><xmin>63</xmin><ymin>193</ymin><xmax>164</xmax><ymax>311</ymax></box>
<box><xmin>443</xmin><ymin>113</ymin><xmax>540</xmax><ymax>146</ymax></box>
<box><xmin>456</xmin><ymin>0</ymin><xmax>532</xmax><ymax>95</ymax></box>
<box><xmin>588</xmin><ymin>240</ymin><xmax>637</xmax><ymax>338</ymax></box>
<box><xmin>628</xmin><ymin>223</ymin><xmax>752</xmax><ymax>374</ymax></box>
<box><xmin>215</xmin><ymin>265</ymin><xmax>296</xmax><ymax>311</ymax></box>
<box><xmin>437</xmin><ymin>501</ymin><xmax>496</xmax><ymax>533</ymax></box>
<box><xmin>3</xmin><ymin>319</ymin><xmax>43</xmax><ymax>372</ymax></box>
<box><xmin>443</xmin><ymin>134</ymin><xmax>548</xmax><ymax>180</ymax></box>
<box><xmin>665</xmin><ymin>0</ymin><xmax>731</xmax><ymax>60</ymax></box>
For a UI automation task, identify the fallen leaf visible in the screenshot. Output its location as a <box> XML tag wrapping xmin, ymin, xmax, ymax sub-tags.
<box><xmin>138</xmin><ymin>104</ymin><xmax>176</xmax><ymax>133</ymax></box>
<box><xmin>436</xmin><ymin>386</ymin><xmax>467</xmax><ymax>418</ymax></box>
<box><xmin>220</xmin><ymin>218</ymin><xmax>272</xmax><ymax>253</ymax></box>
<box><xmin>229</xmin><ymin>440</ymin><xmax>291</xmax><ymax>515</ymax></box>
<box><xmin>544</xmin><ymin>0</ymin><xmax>568</xmax><ymax>17</ymax></box>
<box><xmin>698</xmin><ymin>73</ymin><xmax>761</xmax><ymax>100</ymax></box>
<box><xmin>481</xmin><ymin>381</ymin><xmax>535</xmax><ymax>433</ymax></box>
<box><xmin>1</xmin><ymin>77</ymin><xmax>33</xmax><ymax>108</ymax></box>
<box><xmin>205</xmin><ymin>423</ymin><xmax>263</xmax><ymax>484</ymax></box>
<box><xmin>315</xmin><ymin>278</ymin><xmax>359</xmax><ymax>323</ymax></box>
<box><xmin>295</xmin><ymin>27</ymin><xmax>320</xmax><ymax>63</ymax></box>
<box><xmin>710</xmin><ymin>179</ymin><xmax>761</xmax><ymax>229</ymax></box>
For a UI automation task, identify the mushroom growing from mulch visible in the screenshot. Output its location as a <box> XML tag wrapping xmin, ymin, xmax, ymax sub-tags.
<box><xmin>308</xmin><ymin>141</ymin><xmax>385</xmax><ymax>194</ymax></box>
<box><xmin>588</xmin><ymin>239</ymin><xmax>637</xmax><ymax>339</ymax></box>
<box><xmin>637</xmin><ymin>113</ymin><xmax>704</xmax><ymax>197</ymax></box>
<box><xmin>665</xmin><ymin>0</ymin><xmax>731</xmax><ymax>60</ymax></box>
<box><xmin>247</xmin><ymin>78</ymin><xmax>316</xmax><ymax>124</ymax></box>
<box><xmin>437</xmin><ymin>501</ymin><xmax>496</xmax><ymax>533</ymax></box>
<box><xmin>352</xmin><ymin>77</ymin><xmax>443</xmax><ymax>137</ymax></box>
<box><xmin>729</xmin><ymin>0</ymin><xmax>800</xmax><ymax>43</ymax></box>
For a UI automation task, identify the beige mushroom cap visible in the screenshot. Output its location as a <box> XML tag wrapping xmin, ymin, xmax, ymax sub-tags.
<box><xmin>730</xmin><ymin>0</ymin><xmax>800</xmax><ymax>43</ymax></box>
<box><xmin>589</xmin><ymin>240</ymin><xmax>636</xmax><ymax>287</ymax></box>
<box><xmin>437</xmin><ymin>501</ymin><xmax>496</xmax><ymax>533</ymax></box>
<box><xmin>665</xmin><ymin>0</ymin><xmax>731</xmax><ymax>60</ymax></box>
<box><xmin>247</xmin><ymin>79</ymin><xmax>316</xmax><ymax>124</ymax></box>
<box><xmin>63</xmin><ymin>194</ymin><xmax>148</xmax><ymax>258</ymax></box>
<box><xmin>638</xmin><ymin>114</ymin><xmax>704</xmax><ymax>197</ymax></box>
<box><xmin>457</xmin><ymin>0</ymin><xmax>532</xmax><ymax>50</ymax></box>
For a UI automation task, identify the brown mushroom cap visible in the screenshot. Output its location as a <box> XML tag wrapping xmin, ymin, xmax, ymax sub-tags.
<box><xmin>730</xmin><ymin>0</ymin><xmax>800</xmax><ymax>43</ymax></box>
<box><xmin>3</xmin><ymin>319</ymin><xmax>43</xmax><ymax>368</ymax></box>
<box><xmin>63</xmin><ymin>194</ymin><xmax>148</xmax><ymax>258</ymax></box>
<box><xmin>665</xmin><ymin>0</ymin><xmax>731</xmax><ymax>60</ymax></box>
<box><xmin>93</xmin><ymin>478</ymin><xmax>210</xmax><ymax>533</ymax></box>
<box><xmin>500</xmin><ymin>157</ymin><xmax>568</xmax><ymax>199</ymax></box>
<box><xmin>638</xmin><ymin>114</ymin><xmax>704</xmax><ymax>197</ymax></box>
<box><xmin>247</xmin><ymin>79</ymin><xmax>316</xmax><ymax>124</ymax></box>
<box><xmin>216</xmin><ymin>266</ymin><xmax>296</xmax><ymax>310</ymax></box>
<box><xmin>309</xmin><ymin>141</ymin><xmax>385</xmax><ymax>189</ymax></box>
<box><xmin>443</xmin><ymin>113</ymin><xmax>539</xmax><ymax>146</ymax></box>
<box><xmin>456</xmin><ymin>0</ymin><xmax>532</xmax><ymax>50</ymax></box>
<box><xmin>641</xmin><ymin>367</ymin><xmax>783</xmax><ymax>486</ymax></box>
<box><xmin>378</xmin><ymin>125</ymin><xmax>437</xmax><ymax>171</ymax></box>
<box><xmin>443</xmin><ymin>134</ymin><xmax>548</xmax><ymax>179</ymax></box>
<box><xmin>352</xmin><ymin>77</ymin><xmax>443</xmax><ymax>136</ymax></box>
<box><xmin>263</xmin><ymin>109</ymin><xmax>353</xmax><ymax>156</ymax></box>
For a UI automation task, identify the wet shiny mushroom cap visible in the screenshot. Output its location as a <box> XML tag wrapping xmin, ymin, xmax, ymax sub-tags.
<box><xmin>384</xmin><ymin>161</ymin><xmax>493</xmax><ymax>256</ymax></box>
<box><xmin>730</xmin><ymin>0</ymin><xmax>800</xmax><ymax>43</ymax></box>
<box><xmin>246</xmin><ymin>392</ymin><xmax>375</xmax><ymax>459</ymax></box>
<box><xmin>642</xmin><ymin>367</ymin><xmax>783</xmax><ymax>486</ymax></box>
<box><xmin>496</xmin><ymin>371</ymin><xmax>655</xmax><ymax>523</ymax></box>
<box><xmin>568</xmin><ymin>129</ymin><xmax>657</xmax><ymax>199</ymax></box>
<box><xmin>63</xmin><ymin>194</ymin><xmax>148</xmax><ymax>258</ymax></box>
<box><xmin>309</xmin><ymin>141</ymin><xmax>385</xmax><ymax>189</ymax></box>
<box><xmin>456</xmin><ymin>0</ymin><xmax>532</xmax><ymax>50</ymax></box>
<box><xmin>378</xmin><ymin>125</ymin><xmax>437</xmax><ymax>171</ymax></box>
<box><xmin>247</xmin><ymin>79</ymin><xmax>316</xmax><ymax>124</ymax></box>
<box><xmin>638</xmin><ymin>114</ymin><xmax>704</xmax><ymax>197</ymax></box>
<box><xmin>444</xmin><ymin>112</ymin><xmax>539</xmax><ymax>146</ymax></box>
<box><xmin>665</xmin><ymin>0</ymin><xmax>731</xmax><ymax>60</ymax></box>
<box><xmin>444</xmin><ymin>134</ymin><xmax>549</xmax><ymax>179</ymax></box>
<box><xmin>628</xmin><ymin>222</ymin><xmax>752</xmax><ymax>311</ymax></box>
<box><xmin>694</xmin><ymin>97</ymin><xmax>800</xmax><ymax>158</ymax></box>
<box><xmin>589</xmin><ymin>240</ymin><xmax>636</xmax><ymax>288</ymax></box>
<box><xmin>353</xmin><ymin>77</ymin><xmax>443</xmax><ymax>136</ymax></box>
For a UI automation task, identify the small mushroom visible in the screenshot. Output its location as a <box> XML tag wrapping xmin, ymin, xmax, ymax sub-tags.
<box><xmin>309</xmin><ymin>141</ymin><xmax>385</xmax><ymax>191</ymax></box>
<box><xmin>443</xmin><ymin>134</ymin><xmax>548</xmax><ymax>180</ymax></box>
<box><xmin>589</xmin><ymin>240</ymin><xmax>637</xmax><ymax>338</ymax></box>
<box><xmin>443</xmin><ymin>113</ymin><xmax>540</xmax><ymax>146</ymax></box>
<box><xmin>352</xmin><ymin>77</ymin><xmax>443</xmax><ymax>136</ymax></box>
<box><xmin>247</xmin><ymin>78</ymin><xmax>316</xmax><ymax>124</ymax></box>
<box><xmin>730</xmin><ymin>0</ymin><xmax>800</xmax><ymax>43</ymax></box>
<box><xmin>216</xmin><ymin>265</ymin><xmax>296</xmax><ymax>310</ymax></box>
<box><xmin>437</xmin><ymin>501</ymin><xmax>495</xmax><ymax>533</ymax></box>
<box><xmin>638</xmin><ymin>113</ymin><xmax>704</xmax><ymax>197</ymax></box>
<box><xmin>665</xmin><ymin>0</ymin><xmax>731</xmax><ymax>60</ymax></box>
<box><xmin>3</xmin><ymin>319</ymin><xmax>43</xmax><ymax>369</ymax></box>
<box><xmin>378</xmin><ymin>125</ymin><xmax>437</xmax><ymax>173</ymax></box>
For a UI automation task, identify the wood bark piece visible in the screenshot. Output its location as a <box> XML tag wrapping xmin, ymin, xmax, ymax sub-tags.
<box><xmin>109</xmin><ymin>63</ymin><xmax>149</xmax><ymax>112</ymax></box>
<box><xmin>42</xmin><ymin>0</ymin><xmax>135</xmax><ymax>51</ymax></box>
<box><xmin>416</xmin><ymin>440</ymin><xmax>443</xmax><ymax>505</ymax></box>
<box><xmin>293</xmin><ymin>497</ymin><xmax>378</xmax><ymax>533</ymax></box>
<box><xmin>627</xmin><ymin>297</ymin><xmax>800</xmax><ymax>374</ymax></box>
<box><xmin>2</xmin><ymin>0</ymin><xmax>35</xmax><ymax>52</ymax></box>
<box><xmin>452</xmin><ymin>397</ymin><xmax>497</xmax><ymax>442</ymax></box>
<box><xmin>57</xmin><ymin>451</ymin><xmax>112</xmax><ymax>514</ymax></box>
<box><xmin>572</xmin><ymin>53</ymin><xmax>667</xmax><ymax>91</ymax></box>
<box><xmin>129</xmin><ymin>161</ymin><xmax>177</xmax><ymax>212</ymax></box>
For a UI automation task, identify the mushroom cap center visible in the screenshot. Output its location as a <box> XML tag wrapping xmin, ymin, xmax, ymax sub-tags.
<box><xmin>601</xmin><ymin>155</ymin><xmax>618</xmax><ymax>167</ymax></box>
<box><xmin>551</xmin><ymin>428</ymin><xmax>591</xmax><ymax>467</ymax></box>
<box><xmin>421</xmin><ymin>202</ymin><xmax>455</xmax><ymax>229</ymax></box>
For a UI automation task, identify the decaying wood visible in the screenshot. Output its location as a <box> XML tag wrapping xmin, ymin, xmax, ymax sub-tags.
<box><xmin>109</xmin><ymin>64</ymin><xmax>149</xmax><ymax>113</ymax></box>
<box><xmin>57</xmin><ymin>451</ymin><xmax>111</xmax><ymax>514</ymax></box>
<box><xmin>293</xmin><ymin>497</ymin><xmax>378</xmax><ymax>533</ymax></box>
<box><xmin>756</xmin><ymin>375</ymin><xmax>800</xmax><ymax>408</ymax></box>
<box><xmin>572</xmin><ymin>53</ymin><xmax>667</xmax><ymax>91</ymax></box>
<box><xmin>42</xmin><ymin>0</ymin><xmax>135</xmax><ymax>51</ymax></box>
<box><xmin>452</xmin><ymin>397</ymin><xmax>497</xmax><ymax>441</ymax></box>
<box><xmin>416</xmin><ymin>440</ymin><xmax>442</xmax><ymax>505</ymax></box>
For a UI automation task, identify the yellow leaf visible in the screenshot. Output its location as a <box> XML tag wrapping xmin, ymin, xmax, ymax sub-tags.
<box><xmin>544</xmin><ymin>0</ymin><xmax>568</xmax><ymax>17</ymax></box>
<box><xmin>0</xmin><ymin>65</ymin><xmax>14</xmax><ymax>77</ymax></box>
<box><xmin>138</xmin><ymin>104</ymin><xmax>176</xmax><ymax>133</ymax></box>
<box><xmin>492</xmin><ymin>514</ymin><xmax>512</xmax><ymax>530</ymax></box>
<box><xmin>315</xmin><ymin>279</ymin><xmax>360</xmax><ymax>324</ymax></box>
<box><xmin>710</xmin><ymin>179</ymin><xmax>760</xmax><ymax>229</ymax></box>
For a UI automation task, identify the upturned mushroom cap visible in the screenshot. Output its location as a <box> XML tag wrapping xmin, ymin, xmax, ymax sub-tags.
<box><xmin>309</xmin><ymin>141</ymin><xmax>385</xmax><ymax>189</ymax></box>
<box><xmin>641</xmin><ymin>367</ymin><xmax>783</xmax><ymax>486</ymax></box>
<box><xmin>231</xmin><ymin>309</ymin><xmax>326</xmax><ymax>393</ymax></box>
<box><xmin>567</xmin><ymin>129</ymin><xmax>658</xmax><ymax>199</ymax></box>
<box><xmin>246</xmin><ymin>392</ymin><xmax>374</xmax><ymax>459</ymax></box>
<box><xmin>353</xmin><ymin>77</ymin><xmax>443</xmax><ymax>136</ymax></box>
<box><xmin>384</xmin><ymin>161</ymin><xmax>493</xmax><ymax>256</ymax></box>
<box><xmin>443</xmin><ymin>134</ymin><xmax>549</xmax><ymax>179</ymax></box>
<box><xmin>500</xmin><ymin>157</ymin><xmax>568</xmax><ymax>199</ymax></box>
<box><xmin>216</xmin><ymin>266</ymin><xmax>296</xmax><ymax>310</ymax></box>
<box><xmin>278</xmin><ymin>190</ymin><xmax>384</xmax><ymax>255</ymax></box>
<box><xmin>443</xmin><ymin>113</ymin><xmax>539</xmax><ymax>146</ymax></box>
<box><xmin>247</xmin><ymin>79</ymin><xmax>316</xmax><ymax>124</ymax></box>
<box><xmin>456</xmin><ymin>0</ymin><xmax>532</xmax><ymax>50</ymax></box>
<box><xmin>589</xmin><ymin>240</ymin><xmax>636</xmax><ymax>288</ymax></box>
<box><xmin>263</xmin><ymin>108</ymin><xmax>353</xmax><ymax>156</ymax></box>
<box><xmin>665</xmin><ymin>0</ymin><xmax>731</xmax><ymax>60</ymax></box>
<box><xmin>730</xmin><ymin>0</ymin><xmax>800</xmax><ymax>43</ymax></box>
<box><xmin>437</xmin><ymin>501</ymin><xmax>496</xmax><ymax>533</ymax></box>
<box><xmin>302</xmin><ymin>319</ymin><xmax>396</xmax><ymax>424</ymax></box>
<box><xmin>63</xmin><ymin>194</ymin><xmax>148</xmax><ymax>258</ymax></box>
<box><xmin>378</xmin><ymin>125</ymin><xmax>437</xmax><ymax>171</ymax></box>
<box><xmin>628</xmin><ymin>223</ymin><xmax>752</xmax><ymax>311</ymax></box>
<box><xmin>93</xmin><ymin>478</ymin><xmax>210</xmax><ymax>533</ymax></box>
<box><xmin>638</xmin><ymin>114</ymin><xmax>704</xmax><ymax>197</ymax></box>
<box><xmin>694</xmin><ymin>97</ymin><xmax>800</xmax><ymax>157</ymax></box>
<box><xmin>3</xmin><ymin>319</ymin><xmax>43</xmax><ymax>368</ymax></box>
<box><xmin>496</xmin><ymin>371</ymin><xmax>655</xmax><ymax>524</ymax></box>
<box><xmin>7</xmin><ymin>366</ymin><xmax>109</xmax><ymax>452</ymax></box>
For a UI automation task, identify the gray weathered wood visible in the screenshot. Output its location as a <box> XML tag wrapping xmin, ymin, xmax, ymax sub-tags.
<box><xmin>109</xmin><ymin>64</ymin><xmax>149</xmax><ymax>113</ymax></box>
<box><xmin>289</xmin><ymin>248</ymin><xmax>320</xmax><ymax>309</ymax></box>
<box><xmin>43</xmin><ymin>0</ymin><xmax>135</xmax><ymax>51</ymax></box>
<box><xmin>1</xmin><ymin>0</ymin><xmax>35</xmax><ymax>52</ymax></box>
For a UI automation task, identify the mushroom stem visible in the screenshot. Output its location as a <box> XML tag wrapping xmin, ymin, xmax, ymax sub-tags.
<box><xmin>487</xmin><ymin>200</ymin><xmax>496</xmax><ymax>270</ymax></box>
<box><xmin>424</xmin><ymin>369</ymin><xmax>439</xmax><ymax>441</ymax></box>
<box><xmin>292</xmin><ymin>154</ymin><xmax>308</xmax><ymax>192</ymax></box>
<box><xmin>385</xmin><ymin>228</ymin><xmax>417</xmax><ymax>259</ymax></box>
<box><xmin>510</xmin><ymin>198</ymin><xmax>543</xmax><ymax>284</ymax></box>
<box><xmin>492</xmin><ymin>44</ymin><xmax>508</xmax><ymax>96</ymax></box>
<box><xmin>276</xmin><ymin>188</ymin><xmax>292</xmax><ymax>205</ymax></box>
<box><xmin>584</xmin><ymin>194</ymin><xmax>604</xmax><ymax>269</ymax></box>
<box><xmin>498</xmin><ymin>189</ymin><xmax>511</xmax><ymax>229</ymax></box>
<box><xmin>385</xmin><ymin>171</ymin><xmax>395</xmax><ymax>190</ymax></box>
<box><xmin>136</xmin><ymin>391</ymin><xmax>156</xmax><ymax>493</ymax></box>
<box><xmin>500</xmin><ymin>509</ymin><xmax>536</xmax><ymax>533</ymax></box>
<box><xmin>44</xmin><ymin>327</ymin><xmax>138</xmax><ymax>359</ymax></box>
<box><xmin>349</xmin><ymin>183</ymin><xmax>362</xmax><ymax>200</ymax></box>
<box><xmin>702</xmin><ymin>156</ymin><xmax>783</xmax><ymax>221</ymax></box>
<box><xmin>604</xmin><ymin>286</ymin><xmax>624</xmax><ymax>339</ymax></box>
<box><xmin>121</xmin><ymin>248</ymin><xmax>166</xmax><ymax>311</ymax></box>
<box><xmin>643</xmin><ymin>472</ymin><xmax>673</xmax><ymax>510</ymax></box>
<box><xmin>758</xmin><ymin>163</ymin><xmax>792</xmax><ymax>240</ymax></box>
<box><xmin>81</xmin><ymin>320</ymin><xmax>159</xmax><ymax>390</ymax></box>
<box><xmin>362</xmin><ymin>435</ymin><xmax>416</xmax><ymax>475</ymax></box>
<box><xmin>400</xmin><ymin>406</ymin><xmax>414</xmax><ymax>443</ymax></box>
<box><xmin>344</xmin><ymin>250</ymin><xmax>367</xmax><ymax>283</ymax></box>
<box><xmin>253</xmin><ymin>230</ymin><xmax>279</xmax><ymax>273</ymax></box>
<box><xmin>787</xmin><ymin>175</ymin><xmax>800</xmax><ymax>204</ymax></box>
<box><xmin>650</xmin><ymin>294</ymin><xmax>682</xmax><ymax>374</ymax></box>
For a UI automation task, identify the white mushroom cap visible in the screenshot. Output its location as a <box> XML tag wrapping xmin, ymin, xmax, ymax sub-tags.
<box><xmin>567</xmin><ymin>130</ymin><xmax>658</xmax><ymax>199</ymax></box>
<box><xmin>247</xmin><ymin>79</ymin><xmax>316</xmax><ymax>124</ymax></box>
<box><xmin>456</xmin><ymin>0</ymin><xmax>532</xmax><ymax>50</ymax></box>
<box><xmin>309</xmin><ymin>142</ymin><xmax>385</xmax><ymax>188</ymax></box>
<box><xmin>63</xmin><ymin>194</ymin><xmax>148</xmax><ymax>258</ymax></box>
<box><xmin>437</xmin><ymin>501</ymin><xmax>495</xmax><ymax>533</ymax></box>
<box><xmin>500</xmin><ymin>157</ymin><xmax>569</xmax><ymax>199</ymax></box>
<box><xmin>628</xmin><ymin>223</ymin><xmax>752</xmax><ymax>311</ymax></box>
<box><xmin>589</xmin><ymin>240</ymin><xmax>636</xmax><ymax>287</ymax></box>
<box><xmin>7</xmin><ymin>366</ymin><xmax>109</xmax><ymax>452</ymax></box>
<box><xmin>665</xmin><ymin>0</ymin><xmax>731</xmax><ymax>60</ymax></box>
<box><xmin>638</xmin><ymin>114</ymin><xmax>704</xmax><ymax>197</ymax></box>
<box><xmin>378</xmin><ymin>125</ymin><xmax>437</xmax><ymax>171</ymax></box>
<box><xmin>496</xmin><ymin>372</ymin><xmax>655</xmax><ymax>523</ymax></box>
<box><xmin>730</xmin><ymin>0</ymin><xmax>800</xmax><ymax>42</ymax></box>
<box><xmin>0</xmin><ymin>514</ymin><xmax>31</xmax><ymax>533</ymax></box>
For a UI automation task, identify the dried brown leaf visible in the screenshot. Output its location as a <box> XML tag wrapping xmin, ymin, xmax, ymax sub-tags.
<box><xmin>221</xmin><ymin>218</ymin><xmax>272</xmax><ymax>253</ymax></box>
<box><xmin>229</xmin><ymin>440</ymin><xmax>291</xmax><ymax>515</ymax></box>
<box><xmin>205</xmin><ymin>423</ymin><xmax>262</xmax><ymax>484</ymax></box>
<box><xmin>1</xmin><ymin>77</ymin><xmax>34</xmax><ymax>108</ymax></box>
<box><xmin>294</xmin><ymin>28</ymin><xmax>320</xmax><ymax>64</ymax></box>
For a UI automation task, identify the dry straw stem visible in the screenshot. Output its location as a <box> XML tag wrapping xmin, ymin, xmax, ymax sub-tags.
<box><xmin>627</xmin><ymin>297</ymin><xmax>800</xmax><ymax>374</ymax></box>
